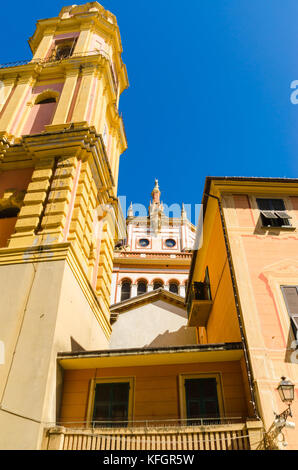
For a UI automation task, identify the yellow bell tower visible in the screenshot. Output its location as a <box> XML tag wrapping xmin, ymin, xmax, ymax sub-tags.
<box><xmin>0</xmin><ymin>2</ymin><xmax>128</xmax><ymax>449</ymax></box>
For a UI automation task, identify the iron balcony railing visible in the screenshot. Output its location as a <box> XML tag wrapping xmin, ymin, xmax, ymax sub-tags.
<box><xmin>54</xmin><ymin>416</ymin><xmax>245</xmax><ymax>430</ymax></box>
<box><xmin>187</xmin><ymin>281</ymin><xmax>211</xmax><ymax>313</ymax></box>
<box><xmin>0</xmin><ymin>50</ymin><xmax>119</xmax><ymax>94</ymax></box>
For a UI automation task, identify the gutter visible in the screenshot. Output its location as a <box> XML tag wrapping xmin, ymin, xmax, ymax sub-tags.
<box><xmin>58</xmin><ymin>341</ymin><xmax>243</xmax><ymax>360</ymax></box>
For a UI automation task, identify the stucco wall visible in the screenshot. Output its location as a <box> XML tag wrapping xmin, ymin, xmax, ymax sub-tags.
<box><xmin>109</xmin><ymin>300</ymin><xmax>197</xmax><ymax>349</ymax></box>
<box><xmin>60</xmin><ymin>360</ymin><xmax>249</xmax><ymax>425</ymax></box>
<box><xmin>0</xmin><ymin>257</ymin><xmax>109</xmax><ymax>449</ymax></box>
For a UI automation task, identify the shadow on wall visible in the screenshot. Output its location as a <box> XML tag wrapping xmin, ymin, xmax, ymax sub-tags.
<box><xmin>284</xmin><ymin>328</ymin><xmax>298</xmax><ymax>364</ymax></box>
<box><xmin>145</xmin><ymin>326</ymin><xmax>197</xmax><ymax>348</ymax></box>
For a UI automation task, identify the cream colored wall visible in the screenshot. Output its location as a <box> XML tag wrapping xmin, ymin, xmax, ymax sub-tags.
<box><xmin>109</xmin><ymin>300</ymin><xmax>197</xmax><ymax>349</ymax></box>
<box><xmin>0</xmin><ymin>258</ymin><xmax>109</xmax><ymax>450</ymax></box>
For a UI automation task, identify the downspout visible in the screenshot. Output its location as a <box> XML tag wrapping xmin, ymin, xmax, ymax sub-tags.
<box><xmin>204</xmin><ymin>191</ymin><xmax>259</xmax><ymax>420</ymax></box>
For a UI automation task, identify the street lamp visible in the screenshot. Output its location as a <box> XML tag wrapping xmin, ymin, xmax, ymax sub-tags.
<box><xmin>275</xmin><ymin>377</ymin><xmax>295</xmax><ymax>427</ymax></box>
<box><xmin>277</xmin><ymin>377</ymin><xmax>295</xmax><ymax>405</ymax></box>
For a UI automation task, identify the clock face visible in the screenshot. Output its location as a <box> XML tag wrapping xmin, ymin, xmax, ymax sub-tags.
<box><xmin>165</xmin><ymin>238</ymin><xmax>176</xmax><ymax>248</ymax></box>
<box><xmin>139</xmin><ymin>238</ymin><xmax>149</xmax><ymax>247</ymax></box>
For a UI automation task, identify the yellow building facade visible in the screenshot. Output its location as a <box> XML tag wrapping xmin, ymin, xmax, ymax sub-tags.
<box><xmin>0</xmin><ymin>2</ymin><xmax>128</xmax><ymax>449</ymax></box>
<box><xmin>2</xmin><ymin>3</ymin><xmax>295</xmax><ymax>453</ymax></box>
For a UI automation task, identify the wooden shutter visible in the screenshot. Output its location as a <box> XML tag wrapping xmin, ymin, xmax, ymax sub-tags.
<box><xmin>281</xmin><ymin>286</ymin><xmax>298</xmax><ymax>336</ymax></box>
<box><xmin>282</xmin><ymin>286</ymin><xmax>298</xmax><ymax>314</ymax></box>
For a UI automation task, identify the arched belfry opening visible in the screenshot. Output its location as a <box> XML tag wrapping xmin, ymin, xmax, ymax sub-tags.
<box><xmin>22</xmin><ymin>90</ymin><xmax>59</xmax><ymax>135</ymax></box>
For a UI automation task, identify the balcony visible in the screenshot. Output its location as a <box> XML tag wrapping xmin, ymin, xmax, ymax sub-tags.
<box><xmin>42</xmin><ymin>418</ymin><xmax>264</xmax><ymax>450</ymax></box>
<box><xmin>187</xmin><ymin>282</ymin><xmax>213</xmax><ymax>327</ymax></box>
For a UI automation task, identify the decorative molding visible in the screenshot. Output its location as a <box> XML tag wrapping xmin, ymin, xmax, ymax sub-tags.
<box><xmin>0</xmin><ymin>189</ymin><xmax>25</xmax><ymax>211</ymax></box>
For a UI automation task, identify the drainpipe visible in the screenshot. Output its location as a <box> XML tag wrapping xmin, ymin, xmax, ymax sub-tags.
<box><xmin>204</xmin><ymin>192</ymin><xmax>259</xmax><ymax>420</ymax></box>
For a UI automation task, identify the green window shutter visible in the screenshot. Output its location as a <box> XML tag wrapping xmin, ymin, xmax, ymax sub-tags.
<box><xmin>184</xmin><ymin>377</ymin><xmax>220</xmax><ymax>423</ymax></box>
<box><xmin>92</xmin><ymin>382</ymin><xmax>130</xmax><ymax>427</ymax></box>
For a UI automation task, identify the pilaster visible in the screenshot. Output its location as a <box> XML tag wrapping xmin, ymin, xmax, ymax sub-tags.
<box><xmin>51</xmin><ymin>68</ymin><xmax>80</xmax><ymax>125</ymax></box>
<box><xmin>71</xmin><ymin>66</ymin><xmax>97</xmax><ymax>123</ymax></box>
<box><xmin>0</xmin><ymin>74</ymin><xmax>36</xmax><ymax>134</ymax></box>
<box><xmin>74</xmin><ymin>25</ymin><xmax>93</xmax><ymax>55</ymax></box>
<box><xmin>32</xmin><ymin>29</ymin><xmax>56</xmax><ymax>61</ymax></box>
<box><xmin>0</xmin><ymin>78</ymin><xmax>17</xmax><ymax>116</ymax></box>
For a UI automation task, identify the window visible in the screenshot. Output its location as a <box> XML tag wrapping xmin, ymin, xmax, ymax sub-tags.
<box><xmin>281</xmin><ymin>286</ymin><xmax>298</xmax><ymax>338</ymax></box>
<box><xmin>165</xmin><ymin>238</ymin><xmax>176</xmax><ymax>248</ymax></box>
<box><xmin>192</xmin><ymin>267</ymin><xmax>211</xmax><ymax>301</ymax></box>
<box><xmin>56</xmin><ymin>45</ymin><xmax>72</xmax><ymax>60</ymax></box>
<box><xmin>153</xmin><ymin>280</ymin><xmax>164</xmax><ymax>290</ymax></box>
<box><xmin>138</xmin><ymin>238</ymin><xmax>149</xmax><ymax>247</ymax></box>
<box><xmin>256</xmin><ymin>198</ymin><xmax>292</xmax><ymax>227</ymax></box>
<box><xmin>36</xmin><ymin>97</ymin><xmax>56</xmax><ymax>104</ymax></box>
<box><xmin>23</xmin><ymin>92</ymin><xmax>58</xmax><ymax>135</ymax></box>
<box><xmin>184</xmin><ymin>377</ymin><xmax>220</xmax><ymax>425</ymax></box>
<box><xmin>169</xmin><ymin>281</ymin><xmax>179</xmax><ymax>294</ymax></box>
<box><xmin>120</xmin><ymin>280</ymin><xmax>131</xmax><ymax>301</ymax></box>
<box><xmin>92</xmin><ymin>381</ymin><xmax>131</xmax><ymax>427</ymax></box>
<box><xmin>52</xmin><ymin>39</ymin><xmax>77</xmax><ymax>61</ymax></box>
<box><xmin>137</xmin><ymin>280</ymin><xmax>147</xmax><ymax>295</ymax></box>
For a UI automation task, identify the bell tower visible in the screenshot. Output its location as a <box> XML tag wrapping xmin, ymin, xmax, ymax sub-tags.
<box><xmin>0</xmin><ymin>2</ymin><xmax>128</xmax><ymax>449</ymax></box>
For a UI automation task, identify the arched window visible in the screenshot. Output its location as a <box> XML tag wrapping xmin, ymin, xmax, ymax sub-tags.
<box><xmin>120</xmin><ymin>280</ymin><xmax>131</xmax><ymax>302</ymax></box>
<box><xmin>22</xmin><ymin>91</ymin><xmax>59</xmax><ymax>135</ymax></box>
<box><xmin>137</xmin><ymin>280</ymin><xmax>147</xmax><ymax>296</ymax></box>
<box><xmin>36</xmin><ymin>97</ymin><xmax>57</xmax><ymax>104</ymax></box>
<box><xmin>169</xmin><ymin>281</ymin><xmax>179</xmax><ymax>295</ymax></box>
<box><xmin>153</xmin><ymin>279</ymin><xmax>164</xmax><ymax>290</ymax></box>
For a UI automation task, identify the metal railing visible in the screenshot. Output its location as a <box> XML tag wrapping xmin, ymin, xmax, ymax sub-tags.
<box><xmin>187</xmin><ymin>281</ymin><xmax>211</xmax><ymax>313</ymax></box>
<box><xmin>42</xmin><ymin>417</ymin><xmax>265</xmax><ymax>450</ymax></box>
<box><xmin>0</xmin><ymin>49</ymin><xmax>119</xmax><ymax>94</ymax></box>
<box><xmin>60</xmin><ymin>416</ymin><xmax>245</xmax><ymax>430</ymax></box>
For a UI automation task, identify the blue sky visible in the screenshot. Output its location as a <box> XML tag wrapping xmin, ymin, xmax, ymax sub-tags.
<box><xmin>1</xmin><ymin>1</ymin><xmax>298</xmax><ymax>222</ymax></box>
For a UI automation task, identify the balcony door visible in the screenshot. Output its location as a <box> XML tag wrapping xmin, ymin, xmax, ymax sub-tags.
<box><xmin>92</xmin><ymin>381</ymin><xmax>130</xmax><ymax>427</ymax></box>
<box><xmin>184</xmin><ymin>377</ymin><xmax>220</xmax><ymax>424</ymax></box>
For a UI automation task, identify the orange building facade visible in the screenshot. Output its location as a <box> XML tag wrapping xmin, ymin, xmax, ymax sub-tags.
<box><xmin>187</xmin><ymin>176</ymin><xmax>298</xmax><ymax>450</ymax></box>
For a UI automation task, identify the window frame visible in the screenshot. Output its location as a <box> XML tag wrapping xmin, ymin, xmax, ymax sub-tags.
<box><xmin>256</xmin><ymin>197</ymin><xmax>292</xmax><ymax>228</ymax></box>
<box><xmin>163</xmin><ymin>238</ymin><xmax>177</xmax><ymax>249</ymax></box>
<box><xmin>169</xmin><ymin>281</ymin><xmax>179</xmax><ymax>295</ymax></box>
<box><xmin>281</xmin><ymin>285</ymin><xmax>298</xmax><ymax>340</ymax></box>
<box><xmin>153</xmin><ymin>279</ymin><xmax>164</xmax><ymax>290</ymax></box>
<box><xmin>86</xmin><ymin>377</ymin><xmax>135</xmax><ymax>428</ymax></box>
<box><xmin>179</xmin><ymin>373</ymin><xmax>225</xmax><ymax>423</ymax></box>
<box><xmin>120</xmin><ymin>279</ymin><xmax>132</xmax><ymax>302</ymax></box>
<box><xmin>137</xmin><ymin>279</ymin><xmax>148</xmax><ymax>295</ymax></box>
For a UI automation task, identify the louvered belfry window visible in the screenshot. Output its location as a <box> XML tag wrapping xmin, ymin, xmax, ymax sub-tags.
<box><xmin>281</xmin><ymin>286</ymin><xmax>298</xmax><ymax>337</ymax></box>
<box><xmin>256</xmin><ymin>198</ymin><xmax>291</xmax><ymax>227</ymax></box>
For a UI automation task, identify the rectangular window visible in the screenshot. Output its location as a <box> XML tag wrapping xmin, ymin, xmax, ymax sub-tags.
<box><xmin>92</xmin><ymin>381</ymin><xmax>131</xmax><ymax>427</ymax></box>
<box><xmin>184</xmin><ymin>377</ymin><xmax>220</xmax><ymax>425</ymax></box>
<box><xmin>281</xmin><ymin>286</ymin><xmax>298</xmax><ymax>338</ymax></box>
<box><xmin>192</xmin><ymin>267</ymin><xmax>211</xmax><ymax>301</ymax></box>
<box><xmin>256</xmin><ymin>198</ymin><xmax>292</xmax><ymax>227</ymax></box>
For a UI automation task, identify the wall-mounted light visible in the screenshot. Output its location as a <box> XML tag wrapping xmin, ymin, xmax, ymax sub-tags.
<box><xmin>275</xmin><ymin>377</ymin><xmax>295</xmax><ymax>429</ymax></box>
